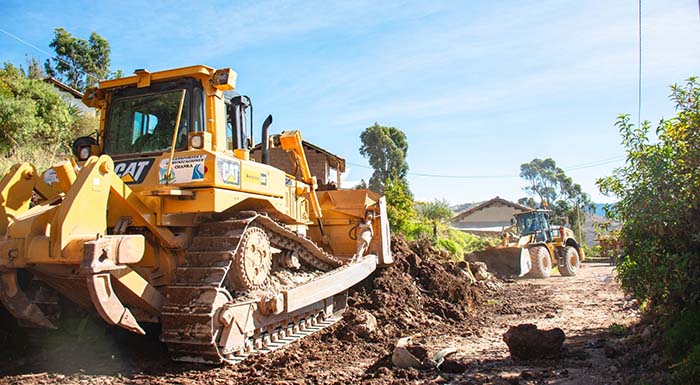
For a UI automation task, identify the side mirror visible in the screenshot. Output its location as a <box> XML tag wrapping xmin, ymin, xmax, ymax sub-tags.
<box><xmin>510</xmin><ymin>218</ymin><xmax>516</xmax><ymax>226</ymax></box>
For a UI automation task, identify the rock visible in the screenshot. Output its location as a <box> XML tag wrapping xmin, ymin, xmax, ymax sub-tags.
<box><xmin>392</xmin><ymin>337</ymin><xmax>428</xmax><ymax>369</ymax></box>
<box><xmin>520</xmin><ymin>369</ymin><xmax>536</xmax><ymax>379</ymax></box>
<box><xmin>469</xmin><ymin>261</ymin><xmax>492</xmax><ymax>281</ymax></box>
<box><xmin>392</xmin><ymin>337</ymin><xmax>460</xmax><ymax>370</ymax></box>
<box><xmin>456</xmin><ymin>261</ymin><xmax>477</xmax><ymax>284</ymax></box>
<box><xmin>343</xmin><ymin>309</ymin><xmax>377</xmax><ymax>339</ymax></box>
<box><xmin>503</xmin><ymin>324</ymin><xmax>565</xmax><ymax>361</ymax></box>
<box><xmin>439</xmin><ymin>357</ymin><xmax>467</xmax><ymax>373</ymax></box>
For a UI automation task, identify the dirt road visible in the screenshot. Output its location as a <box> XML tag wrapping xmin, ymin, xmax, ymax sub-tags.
<box><xmin>440</xmin><ymin>262</ymin><xmax>640</xmax><ymax>384</ymax></box>
<box><xmin>0</xmin><ymin>243</ymin><xmax>640</xmax><ymax>385</ymax></box>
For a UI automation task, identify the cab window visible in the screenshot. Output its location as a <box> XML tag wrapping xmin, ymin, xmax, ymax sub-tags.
<box><xmin>105</xmin><ymin>89</ymin><xmax>190</xmax><ymax>155</ymax></box>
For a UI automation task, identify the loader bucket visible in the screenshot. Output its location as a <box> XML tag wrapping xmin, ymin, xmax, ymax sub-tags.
<box><xmin>465</xmin><ymin>246</ymin><xmax>531</xmax><ymax>278</ymax></box>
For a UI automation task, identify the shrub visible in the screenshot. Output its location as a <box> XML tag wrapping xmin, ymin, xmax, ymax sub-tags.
<box><xmin>665</xmin><ymin>308</ymin><xmax>700</xmax><ymax>362</ymax></box>
<box><xmin>0</xmin><ymin>62</ymin><xmax>97</xmax><ymax>174</ymax></box>
<box><xmin>401</xmin><ymin>220</ymin><xmax>433</xmax><ymax>241</ymax></box>
<box><xmin>671</xmin><ymin>344</ymin><xmax>700</xmax><ymax>385</ymax></box>
<box><xmin>597</xmin><ymin>77</ymin><xmax>700</xmax><ymax>312</ymax></box>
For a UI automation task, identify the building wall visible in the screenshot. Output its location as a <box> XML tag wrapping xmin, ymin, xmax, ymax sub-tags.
<box><xmin>52</xmin><ymin>88</ymin><xmax>94</xmax><ymax>116</ymax></box>
<box><xmin>452</xmin><ymin>202</ymin><xmax>528</xmax><ymax>229</ymax></box>
<box><xmin>251</xmin><ymin>147</ymin><xmax>331</xmax><ymax>183</ymax></box>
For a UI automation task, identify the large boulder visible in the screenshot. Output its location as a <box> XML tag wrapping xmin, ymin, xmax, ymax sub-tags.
<box><xmin>503</xmin><ymin>324</ymin><xmax>565</xmax><ymax>361</ymax></box>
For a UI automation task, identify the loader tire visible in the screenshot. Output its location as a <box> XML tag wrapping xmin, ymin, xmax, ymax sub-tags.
<box><xmin>528</xmin><ymin>246</ymin><xmax>552</xmax><ymax>278</ymax></box>
<box><xmin>559</xmin><ymin>246</ymin><xmax>580</xmax><ymax>277</ymax></box>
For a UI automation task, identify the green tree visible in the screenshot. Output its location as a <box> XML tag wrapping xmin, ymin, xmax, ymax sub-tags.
<box><xmin>0</xmin><ymin>63</ymin><xmax>74</xmax><ymax>155</ymax></box>
<box><xmin>383</xmin><ymin>178</ymin><xmax>415</xmax><ymax>232</ymax></box>
<box><xmin>416</xmin><ymin>199</ymin><xmax>453</xmax><ymax>237</ymax></box>
<box><xmin>24</xmin><ymin>55</ymin><xmax>45</xmax><ymax>80</ymax></box>
<box><xmin>597</xmin><ymin>77</ymin><xmax>700</xmax><ymax>311</ymax></box>
<box><xmin>44</xmin><ymin>28</ymin><xmax>112</xmax><ymax>92</ymax></box>
<box><xmin>359</xmin><ymin>122</ymin><xmax>409</xmax><ymax>194</ymax></box>
<box><xmin>353</xmin><ymin>179</ymin><xmax>367</xmax><ymax>189</ymax></box>
<box><xmin>519</xmin><ymin>158</ymin><xmax>592</xmax><ymax>229</ymax></box>
<box><xmin>416</xmin><ymin>199</ymin><xmax>453</xmax><ymax>223</ymax></box>
<box><xmin>0</xmin><ymin>62</ymin><xmax>97</xmax><ymax>173</ymax></box>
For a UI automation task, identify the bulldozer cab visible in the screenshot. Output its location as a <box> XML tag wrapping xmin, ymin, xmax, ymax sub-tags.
<box><xmin>103</xmin><ymin>77</ymin><xmax>199</xmax><ymax>156</ymax></box>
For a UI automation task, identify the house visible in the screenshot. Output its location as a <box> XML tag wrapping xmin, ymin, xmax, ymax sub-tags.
<box><xmin>44</xmin><ymin>77</ymin><xmax>94</xmax><ymax>115</ymax></box>
<box><xmin>250</xmin><ymin>140</ymin><xmax>346</xmax><ymax>188</ymax></box>
<box><xmin>450</xmin><ymin>196</ymin><xmax>531</xmax><ymax>236</ymax></box>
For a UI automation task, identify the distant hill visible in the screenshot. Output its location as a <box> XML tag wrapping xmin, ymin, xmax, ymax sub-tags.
<box><xmin>450</xmin><ymin>202</ymin><xmax>475</xmax><ymax>214</ymax></box>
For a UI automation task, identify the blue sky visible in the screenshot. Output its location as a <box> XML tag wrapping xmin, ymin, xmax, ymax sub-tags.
<box><xmin>2</xmin><ymin>0</ymin><xmax>699</xmax><ymax>205</ymax></box>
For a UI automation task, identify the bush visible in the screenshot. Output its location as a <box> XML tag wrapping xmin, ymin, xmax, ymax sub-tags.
<box><xmin>0</xmin><ymin>62</ymin><xmax>97</xmax><ymax>174</ymax></box>
<box><xmin>671</xmin><ymin>344</ymin><xmax>700</xmax><ymax>385</ymax></box>
<box><xmin>597</xmin><ymin>77</ymin><xmax>700</xmax><ymax>311</ymax></box>
<box><xmin>598</xmin><ymin>77</ymin><xmax>700</xmax><ymax>382</ymax></box>
<box><xmin>436</xmin><ymin>238</ymin><xmax>461</xmax><ymax>258</ymax></box>
<box><xmin>401</xmin><ymin>220</ymin><xmax>433</xmax><ymax>241</ymax></box>
<box><xmin>383</xmin><ymin>178</ymin><xmax>415</xmax><ymax>232</ymax></box>
<box><xmin>665</xmin><ymin>308</ymin><xmax>700</xmax><ymax>362</ymax></box>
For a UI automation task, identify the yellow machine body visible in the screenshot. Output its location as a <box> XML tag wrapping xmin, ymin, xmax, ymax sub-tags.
<box><xmin>0</xmin><ymin>65</ymin><xmax>391</xmax><ymax>363</ymax></box>
<box><xmin>467</xmin><ymin>209</ymin><xmax>584</xmax><ymax>279</ymax></box>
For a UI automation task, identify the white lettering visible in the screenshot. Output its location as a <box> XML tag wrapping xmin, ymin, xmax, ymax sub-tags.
<box><xmin>134</xmin><ymin>161</ymin><xmax>150</xmax><ymax>180</ymax></box>
<box><xmin>114</xmin><ymin>163</ymin><xmax>127</xmax><ymax>176</ymax></box>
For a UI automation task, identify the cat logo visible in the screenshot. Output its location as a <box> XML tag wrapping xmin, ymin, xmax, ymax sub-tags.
<box><xmin>114</xmin><ymin>158</ymin><xmax>154</xmax><ymax>184</ymax></box>
<box><xmin>217</xmin><ymin>158</ymin><xmax>240</xmax><ymax>186</ymax></box>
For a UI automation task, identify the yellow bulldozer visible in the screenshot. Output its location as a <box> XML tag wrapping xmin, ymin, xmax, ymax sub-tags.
<box><xmin>0</xmin><ymin>65</ymin><xmax>391</xmax><ymax>364</ymax></box>
<box><xmin>467</xmin><ymin>209</ymin><xmax>584</xmax><ymax>278</ymax></box>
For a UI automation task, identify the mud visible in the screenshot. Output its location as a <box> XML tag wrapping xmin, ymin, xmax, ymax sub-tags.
<box><xmin>0</xmin><ymin>235</ymin><xmax>655</xmax><ymax>385</ymax></box>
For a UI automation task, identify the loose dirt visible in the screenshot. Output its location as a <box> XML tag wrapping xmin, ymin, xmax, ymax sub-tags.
<box><xmin>0</xmin><ymin>237</ymin><xmax>643</xmax><ymax>384</ymax></box>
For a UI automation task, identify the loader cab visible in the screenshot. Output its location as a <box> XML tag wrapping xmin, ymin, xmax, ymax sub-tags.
<box><xmin>515</xmin><ymin>210</ymin><xmax>551</xmax><ymax>242</ymax></box>
<box><xmin>101</xmin><ymin>77</ymin><xmax>206</xmax><ymax>158</ymax></box>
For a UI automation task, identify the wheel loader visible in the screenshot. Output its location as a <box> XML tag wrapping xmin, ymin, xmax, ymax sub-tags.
<box><xmin>466</xmin><ymin>209</ymin><xmax>584</xmax><ymax>278</ymax></box>
<box><xmin>0</xmin><ymin>65</ymin><xmax>392</xmax><ymax>364</ymax></box>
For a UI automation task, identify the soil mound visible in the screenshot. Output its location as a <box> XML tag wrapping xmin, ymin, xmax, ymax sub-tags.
<box><xmin>344</xmin><ymin>235</ymin><xmax>481</xmax><ymax>338</ymax></box>
<box><xmin>0</xmin><ymin>234</ymin><xmax>486</xmax><ymax>385</ymax></box>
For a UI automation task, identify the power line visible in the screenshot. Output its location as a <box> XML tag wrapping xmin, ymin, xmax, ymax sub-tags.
<box><xmin>637</xmin><ymin>0</ymin><xmax>643</xmax><ymax>127</ymax></box>
<box><xmin>565</xmin><ymin>156</ymin><xmax>626</xmax><ymax>171</ymax></box>
<box><xmin>346</xmin><ymin>156</ymin><xmax>626</xmax><ymax>180</ymax></box>
<box><xmin>0</xmin><ymin>27</ymin><xmax>99</xmax><ymax>82</ymax></box>
<box><xmin>0</xmin><ymin>28</ymin><xmax>56</xmax><ymax>60</ymax></box>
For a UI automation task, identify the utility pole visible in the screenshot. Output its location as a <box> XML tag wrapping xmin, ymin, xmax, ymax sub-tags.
<box><xmin>576</xmin><ymin>200</ymin><xmax>584</xmax><ymax>244</ymax></box>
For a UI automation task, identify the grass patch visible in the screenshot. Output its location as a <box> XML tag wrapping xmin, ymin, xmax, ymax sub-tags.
<box><xmin>608</xmin><ymin>323</ymin><xmax>628</xmax><ymax>337</ymax></box>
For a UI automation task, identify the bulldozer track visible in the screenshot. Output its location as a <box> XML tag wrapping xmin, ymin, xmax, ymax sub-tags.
<box><xmin>160</xmin><ymin>214</ymin><xmax>347</xmax><ymax>364</ymax></box>
<box><xmin>226</xmin><ymin>314</ymin><xmax>342</xmax><ymax>364</ymax></box>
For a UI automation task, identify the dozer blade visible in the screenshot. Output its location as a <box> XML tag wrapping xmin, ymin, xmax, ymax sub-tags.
<box><xmin>466</xmin><ymin>246</ymin><xmax>531</xmax><ymax>278</ymax></box>
<box><xmin>0</xmin><ymin>270</ymin><xmax>56</xmax><ymax>329</ymax></box>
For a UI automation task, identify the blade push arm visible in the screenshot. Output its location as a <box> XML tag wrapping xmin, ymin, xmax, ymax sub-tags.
<box><xmin>278</xmin><ymin>131</ymin><xmax>323</xmax><ymax>222</ymax></box>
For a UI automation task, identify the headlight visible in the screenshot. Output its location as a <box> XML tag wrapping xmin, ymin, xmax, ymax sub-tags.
<box><xmin>79</xmin><ymin>146</ymin><xmax>91</xmax><ymax>160</ymax></box>
<box><xmin>190</xmin><ymin>134</ymin><xmax>204</xmax><ymax>149</ymax></box>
